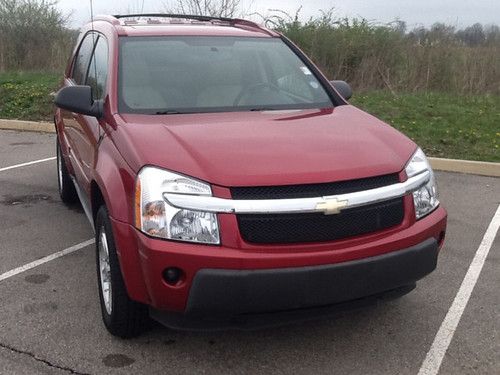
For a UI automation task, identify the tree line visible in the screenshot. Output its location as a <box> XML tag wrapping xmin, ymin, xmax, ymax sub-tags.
<box><xmin>1</xmin><ymin>0</ymin><xmax>499</xmax><ymax>95</ymax></box>
<box><xmin>275</xmin><ymin>11</ymin><xmax>500</xmax><ymax>95</ymax></box>
<box><xmin>0</xmin><ymin>0</ymin><xmax>76</xmax><ymax>70</ymax></box>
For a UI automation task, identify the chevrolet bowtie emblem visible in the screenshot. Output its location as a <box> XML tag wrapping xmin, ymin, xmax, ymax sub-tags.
<box><xmin>315</xmin><ymin>198</ymin><xmax>348</xmax><ymax>215</ymax></box>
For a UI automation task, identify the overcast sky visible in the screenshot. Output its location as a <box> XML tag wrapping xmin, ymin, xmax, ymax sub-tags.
<box><xmin>58</xmin><ymin>0</ymin><xmax>500</xmax><ymax>30</ymax></box>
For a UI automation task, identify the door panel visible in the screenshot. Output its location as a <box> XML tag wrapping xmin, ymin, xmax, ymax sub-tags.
<box><xmin>71</xmin><ymin>114</ymin><xmax>100</xmax><ymax>195</ymax></box>
<box><xmin>61</xmin><ymin>32</ymin><xmax>98</xmax><ymax>192</ymax></box>
<box><xmin>76</xmin><ymin>35</ymin><xmax>109</xmax><ymax>194</ymax></box>
<box><xmin>62</xmin><ymin>33</ymin><xmax>109</xmax><ymax>197</ymax></box>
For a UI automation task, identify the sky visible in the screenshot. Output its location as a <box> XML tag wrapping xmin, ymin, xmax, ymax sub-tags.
<box><xmin>57</xmin><ymin>0</ymin><xmax>500</xmax><ymax>30</ymax></box>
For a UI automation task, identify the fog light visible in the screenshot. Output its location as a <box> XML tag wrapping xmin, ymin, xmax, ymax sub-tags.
<box><xmin>163</xmin><ymin>267</ymin><xmax>182</xmax><ymax>285</ymax></box>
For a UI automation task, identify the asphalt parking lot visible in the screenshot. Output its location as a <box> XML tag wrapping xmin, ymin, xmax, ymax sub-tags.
<box><xmin>0</xmin><ymin>129</ymin><xmax>498</xmax><ymax>375</ymax></box>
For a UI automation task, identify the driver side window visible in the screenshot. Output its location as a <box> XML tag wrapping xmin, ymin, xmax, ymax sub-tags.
<box><xmin>86</xmin><ymin>36</ymin><xmax>108</xmax><ymax>100</ymax></box>
<box><xmin>71</xmin><ymin>33</ymin><xmax>96</xmax><ymax>85</ymax></box>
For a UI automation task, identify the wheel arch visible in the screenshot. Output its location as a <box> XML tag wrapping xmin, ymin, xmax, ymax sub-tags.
<box><xmin>91</xmin><ymin>180</ymin><xmax>105</xmax><ymax>224</ymax></box>
<box><xmin>91</xmin><ymin>137</ymin><xmax>150</xmax><ymax>304</ymax></box>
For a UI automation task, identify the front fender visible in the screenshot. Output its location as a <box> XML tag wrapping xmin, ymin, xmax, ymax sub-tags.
<box><xmin>93</xmin><ymin>136</ymin><xmax>135</xmax><ymax>222</ymax></box>
<box><xmin>93</xmin><ymin>136</ymin><xmax>149</xmax><ymax>303</ymax></box>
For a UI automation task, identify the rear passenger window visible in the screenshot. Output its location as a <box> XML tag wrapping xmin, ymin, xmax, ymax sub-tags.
<box><xmin>72</xmin><ymin>33</ymin><xmax>96</xmax><ymax>85</ymax></box>
<box><xmin>86</xmin><ymin>36</ymin><xmax>108</xmax><ymax>100</ymax></box>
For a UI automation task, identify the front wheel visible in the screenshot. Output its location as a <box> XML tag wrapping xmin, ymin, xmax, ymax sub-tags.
<box><xmin>95</xmin><ymin>206</ymin><xmax>148</xmax><ymax>338</ymax></box>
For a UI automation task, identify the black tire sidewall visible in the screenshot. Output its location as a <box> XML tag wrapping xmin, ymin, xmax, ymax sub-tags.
<box><xmin>56</xmin><ymin>139</ymin><xmax>77</xmax><ymax>204</ymax></box>
<box><xmin>95</xmin><ymin>206</ymin><xmax>147</xmax><ymax>338</ymax></box>
<box><xmin>95</xmin><ymin>206</ymin><xmax>121</xmax><ymax>327</ymax></box>
<box><xmin>96</xmin><ymin>210</ymin><xmax>109</xmax><ymax>327</ymax></box>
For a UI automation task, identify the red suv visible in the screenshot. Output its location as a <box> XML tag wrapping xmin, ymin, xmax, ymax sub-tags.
<box><xmin>54</xmin><ymin>14</ymin><xmax>447</xmax><ymax>338</ymax></box>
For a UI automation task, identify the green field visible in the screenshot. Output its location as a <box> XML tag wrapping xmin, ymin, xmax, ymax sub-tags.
<box><xmin>0</xmin><ymin>72</ymin><xmax>60</xmax><ymax>121</ymax></box>
<box><xmin>351</xmin><ymin>92</ymin><xmax>500</xmax><ymax>162</ymax></box>
<box><xmin>0</xmin><ymin>72</ymin><xmax>498</xmax><ymax>162</ymax></box>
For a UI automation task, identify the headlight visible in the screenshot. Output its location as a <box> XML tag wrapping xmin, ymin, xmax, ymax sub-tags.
<box><xmin>135</xmin><ymin>167</ymin><xmax>220</xmax><ymax>244</ymax></box>
<box><xmin>405</xmin><ymin>148</ymin><xmax>439</xmax><ymax>219</ymax></box>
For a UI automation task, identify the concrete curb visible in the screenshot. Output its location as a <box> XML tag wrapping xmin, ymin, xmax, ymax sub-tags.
<box><xmin>0</xmin><ymin>118</ymin><xmax>498</xmax><ymax>177</ymax></box>
<box><xmin>0</xmin><ymin>119</ymin><xmax>54</xmax><ymax>133</ymax></box>
<box><xmin>429</xmin><ymin>157</ymin><xmax>500</xmax><ymax>178</ymax></box>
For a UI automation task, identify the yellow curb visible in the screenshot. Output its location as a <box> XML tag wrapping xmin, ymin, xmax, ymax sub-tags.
<box><xmin>429</xmin><ymin>157</ymin><xmax>500</xmax><ymax>177</ymax></box>
<box><xmin>0</xmin><ymin>119</ymin><xmax>54</xmax><ymax>133</ymax></box>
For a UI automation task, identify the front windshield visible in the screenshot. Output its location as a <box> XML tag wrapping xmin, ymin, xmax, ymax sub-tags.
<box><xmin>118</xmin><ymin>36</ymin><xmax>333</xmax><ymax>114</ymax></box>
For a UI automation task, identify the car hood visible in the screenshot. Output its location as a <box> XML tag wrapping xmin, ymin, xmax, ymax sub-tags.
<box><xmin>112</xmin><ymin>105</ymin><xmax>416</xmax><ymax>187</ymax></box>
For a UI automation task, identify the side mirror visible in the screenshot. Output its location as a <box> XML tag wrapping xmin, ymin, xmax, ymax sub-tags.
<box><xmin>54</xmin><ymin>85</ymin><xmax>103</xmax><ymax>118</ymax></box>
<box><xmin>330</xmin><ymin>80</ymin><xmax>353</xmax><ymax>101</ymax></box>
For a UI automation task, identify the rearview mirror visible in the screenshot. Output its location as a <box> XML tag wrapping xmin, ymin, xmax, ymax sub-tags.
<box><xmin>330</xmin><ymin>80</ymin><xmax>353</xmax><ymax>101</ymax></box>
<box><xmin>54</xmin><ymin>85</ymin><xmax>103</xmax><ymax>118</ymax></box>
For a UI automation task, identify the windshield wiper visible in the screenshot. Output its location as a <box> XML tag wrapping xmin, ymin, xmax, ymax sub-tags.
<box><xmin>154</xmin><ymin>110</ymin><xmax>183</xmax><ymax>115</ymax></box>
<box><xmin>249</xmin><ymin>107</ymin><xmax>277</xmax><ymax>111</ymax></box>
<box><xmin>155</xmin><ymin>108</ymin><xmax>278</xmax><ymax>114</ymax></box>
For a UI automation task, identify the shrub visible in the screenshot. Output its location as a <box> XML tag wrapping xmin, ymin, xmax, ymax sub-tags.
<box><xmin>274</xmin><ymin>12</ymin><xmax>500</xmax><ymax>95</ymax></box>
<box><xmin>0</xmin><ymin>0</ymin><xmax>76</xmax><ymax>71</ymax></box>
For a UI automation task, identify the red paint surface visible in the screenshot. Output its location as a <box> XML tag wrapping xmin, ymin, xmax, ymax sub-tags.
<box><xmin>111</xmin><ymin>206</ymin><xmax>447</xmax><ymax>311</ymax></box>
<box><xmin>113</xmin><ymin>106</ymin><xmax>417</xmax><ymax>187</ymax></box>
<box><xmin>55</xmin><ymin>20</ymin><xmax>447</xmax><ymax>313</ymax></box>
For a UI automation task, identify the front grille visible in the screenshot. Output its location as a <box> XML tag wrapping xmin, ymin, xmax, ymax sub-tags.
<box><xmin>231</xmin><ymin>174</ymin><xmax>400</xmax><ymax>200</ymax></box>
<box><xmin>231</xmin><ymin>174</ymin><xmax>404</xmax><ymax>244</ymax></box>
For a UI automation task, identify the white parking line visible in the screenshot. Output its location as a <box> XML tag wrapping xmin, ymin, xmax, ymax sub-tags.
<box><xmin>0</xmin><ymin>239</ymin><xmax>94</xmax><ymax>282</ymax></box>
<box><xmin>0</xmin><ymin>156</ymin><xmax>56</xmax><ymax>172</ymax></box>
<box><xmin>418</xmin><ymin>204</ymin><xmax>500</xmax><ymax>375</ymax></box>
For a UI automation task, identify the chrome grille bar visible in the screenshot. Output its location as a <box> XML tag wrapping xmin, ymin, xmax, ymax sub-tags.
<box><xmin>163</xmin><ymin>170</ymin><xmax>430</xmax><ymax>215</ymax></box>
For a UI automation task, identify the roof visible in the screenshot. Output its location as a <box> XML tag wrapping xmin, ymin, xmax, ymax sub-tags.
<box><xmin>92</xmin><ymin>14</ymin><xmax>279</xmax><ymax>38</ymax></box>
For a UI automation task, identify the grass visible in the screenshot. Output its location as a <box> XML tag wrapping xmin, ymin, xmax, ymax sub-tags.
<box><xmin>351</xmin><ymin>92</ymin><xmax>500</xmax><ymax>162</ymax></box>
<box><xmin>0</xmin><ymin>71</ymin><xmax>60</xmax><ymax>121</ymax></box>
<box><xmin>0</xmin><ymin>72</ymin><xmax>498</xmax><ymax>162</ymax></box>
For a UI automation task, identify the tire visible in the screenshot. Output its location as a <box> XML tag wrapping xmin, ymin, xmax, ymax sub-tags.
<box><xmin>95</xmin><ymin>205</ymin><xmax>148</xmax><ymax>338</ymax></box>
<box><xmin>56</xmin><ymin>139</ymin><xmax>77</xmax><ymax>204</ymax></box>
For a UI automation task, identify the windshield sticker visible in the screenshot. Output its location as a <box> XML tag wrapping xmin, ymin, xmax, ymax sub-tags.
<box><xmin>300</xmin><ymin>66</ymin><xmax>312</xmax><ymax>75</ymax></box>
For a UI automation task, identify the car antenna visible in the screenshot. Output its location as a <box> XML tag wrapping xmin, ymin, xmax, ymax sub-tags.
<box><xmin>89</xmin><ymin>0</ymin><xmax>97</xmax><ymax>75</ymax></box>
<box><xmin>89</xmin><ymin>0</ymin><xmax>102</xmax><ymax>137</ymax></box>
<box><xmin>89</xmin><ymin>0</ymin><xmax>94</xmax><ymax>29</ymax></box>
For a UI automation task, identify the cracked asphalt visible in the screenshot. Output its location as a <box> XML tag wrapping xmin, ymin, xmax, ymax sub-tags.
<box><xmin>0</xmin><ymin>129</ymin><xmax>499</xmax><ymax>375</ymax></box>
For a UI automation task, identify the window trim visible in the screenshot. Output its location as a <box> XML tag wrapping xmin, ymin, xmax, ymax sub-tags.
<box><xmin>279</xmin><ymin>34</ymin><xmax>347</xmax><ymax>107</ymax></box>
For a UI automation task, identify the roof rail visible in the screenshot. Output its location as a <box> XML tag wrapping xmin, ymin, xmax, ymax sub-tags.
<box><xmin>110</xmin><ymin>13</ymin><xmax>277</xmax><ymax>36</ymax></box>
<box><xmin>93</xmin><ymin>14</ymin><xmax>121</xmax><ymax>25</ymax></box>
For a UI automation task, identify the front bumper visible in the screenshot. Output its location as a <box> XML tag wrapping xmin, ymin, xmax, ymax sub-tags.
<box><xmin>110</xmin><ymin>206</ymin><xmax>447</xmax><ymax>317</ymax></box>
<box><xmin>184</xmin><ymin>237</ymin><xmax>437</xmax><ymax>315</ymax></box>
